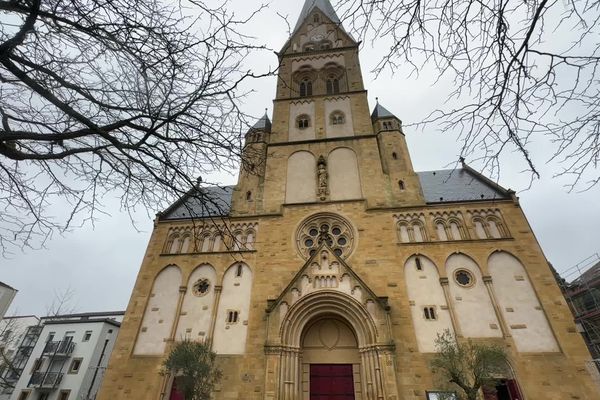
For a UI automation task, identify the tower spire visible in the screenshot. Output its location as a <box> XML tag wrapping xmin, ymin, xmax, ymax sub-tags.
<box><xmin>292</xmin><ymin>0</ymin><xmax>345</xmax><ymax>35</ymax></box>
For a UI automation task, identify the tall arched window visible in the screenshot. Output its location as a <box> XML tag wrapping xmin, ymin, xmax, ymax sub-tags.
<box><xmin>297</xmin><ymin>114</ymin><xmax>310</xmax><ymax>129</ymax></box>
<box><xmin>326</xmin><ymin>77</ymin><xmax>340</xmax><ymax>94</ymax></box>
<box><xmin>299</xmin><ymin>79</ymin><xmax>312</xmax><ymax>97</ymax></box>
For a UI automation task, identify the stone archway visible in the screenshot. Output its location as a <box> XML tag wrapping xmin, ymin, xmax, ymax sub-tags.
<box><xmin>267</xmin><ymin>290</ymin><xmax>397</xmax><ymax>400</ymax></box>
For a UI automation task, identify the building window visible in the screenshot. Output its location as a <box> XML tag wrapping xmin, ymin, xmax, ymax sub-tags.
<box><xmin>192</xmin><ymin>279</ymin><xmax>211</xmax><ymax>297</ymax></box>
<box><xmin>455</xmin><ymin>270</ymin><xmax>474</xmax><ymax>287</ymax></box>
<box><xmin>313</xmin><ymin>14</ymin><xmax>320</xmax><ymax>23</ymax></box>
<box><xmin>236</xmin><ymin>264</ymin><xmax>243</xmax><ymax>277</ymax></box>
<box><xmin>424</xmin><ymin>307</ymin><xmax>437</xmax><ymax>320</ymax></box>
<box><xmin>68</xmin><ymin>358</ymin><xmax>83</xmax><ymax>374</ymax></box>
<box><xmin>299</xmin><ymin>79</ymin><xmax>312</xmax><ymax>97</ymax></box>
<box><xmin>82</xmin><ymin>331</ymin><xmax>92</xmax><ymax>342</ymax></box>
<box><xmin>47</xmin><ymin>332</ymin><xmax>55</xmax><ymax>342</ymax></box>
<box><xmin>415</xmin><ymin>257</ymin><xmax>423</xmax><ymax>271</ymax></box>
<box><xmin>297</xmin><ymin>114</ymin><xmax>310</xmax><ymax>129</ymax></box>
<box><xmin>17</xmin><ymin>391</ymin><xmax>30</xmax><ymax>400</ymax></box>
<box><xmin>383</xmin><ymin>121</ymin><xmax>392</xmax><ymax>130</ymax></box>
<box><xmin>392</xmin><ymin>152</ymin><xmax>398</xmax><ymax>160</ymax></box>
<box><xmin>38</xmin><ymin>394</ymin><xmax>49</xmax><ymax>400</ymax></box>
<box><xmin>30</xmin><ymin>358</ymin><xmax>43</xmax><ymax>374</ymax></box>
<box><xmin>326</xmin><ymin>77</ymin><xmax>340</xmax><ymax>94</ymax></box>
<box><xmin>320</xmin><ymin>42</ymin><xmax>331</xmax><ymax>50</ymax></box>
<box><xmin>399</xmin><ymin>180</ymin><xmax>405</xmax><ymax>190</ymax></box>
<box><xmin>330</xmin><ymin>112</ymin><xmax>344</xmax><ymax>125</ymax></box>
<box><xmin>58</xmin><ymin>390</ymin><xmax>71</xmax><ymax>400</ymax></box>
<box><xmin>226</xmin><ymin>311</ymin><xmax>239</xmax><ymax>324</ymax></box>
<box><xmin>246</xmin><ymin>191</ymin><xmax>252</xmax><ymax>201</ymax></box>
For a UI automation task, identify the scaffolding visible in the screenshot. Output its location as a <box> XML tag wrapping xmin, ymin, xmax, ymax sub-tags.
<box><xmin>560</xmin><ymin>254</ymin><xmax>600</xmax><ymax>365</ymax></box>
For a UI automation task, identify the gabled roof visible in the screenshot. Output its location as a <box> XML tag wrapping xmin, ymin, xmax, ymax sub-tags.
<box><xmin>292</xmin><ymin>0</ymin><xmax>344</xmax><ymax>35</ymax></box>
<box><xmin>266</xmin><ymin>243</ymin><xmax>389</xmax><ymax>313</ymax></box>
<box><xmin>160</xmin><ymin>185</ymin><xmax>235</xmax><ymax>220</ymax></box>
<box><xmin>417</xmin><ymin>168</ymin><xmax>511</xmax><ymax>203</ymax></box>
<box><xmin>371</xmin><ymin>102</ymin><xmax>397</xmax><ymax>121</ymax></box>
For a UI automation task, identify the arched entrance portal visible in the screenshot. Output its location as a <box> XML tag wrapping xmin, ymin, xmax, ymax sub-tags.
<box><xmin>267</xmin><ymin>290</ymin><xmax>399</xmax><ymax>400</ymax></box>
<box><xmin>302</xmin><ymin>317</ymin><xmax>360</xmax><ymax>399</ymax></box>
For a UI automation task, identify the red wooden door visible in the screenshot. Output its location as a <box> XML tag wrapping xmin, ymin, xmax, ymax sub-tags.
<box><xmin>310</xmin><ymin>364</ymin><xmax>355</xmax><ymax>400</ymax></box>
<box><xmin>169</xmin><ymin>378</ymin><xmax>184</xmax><ymax>400</ymax></box>
<box><xmin>506</xmin><ymin>380</ymin><xmax>523</xmax><ymax>400</ymax></box>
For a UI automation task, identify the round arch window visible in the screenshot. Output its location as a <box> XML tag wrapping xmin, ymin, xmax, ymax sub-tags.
<box><xmin>192</xmin><ymin>278</ymin><xmax>211</xmax><ymax>297</ymax></box>
<box><xmin>330</xmin><ymin>112</ymin><xmax>345</xmax><ymax>125</ymax></box>
<box><xmin>296</xmin><ymin>213</ymin><xmax>355</xmax><ymax>259</ymax></box>
<box><xmin>454</xmin><ymin>270</ymin><xmax>475</xmax><ymax>287</ymax></box>
<box><xmin>297</xmin><ymin>114</ymin><xmax>310</xmax><ymax>129</ymax></box>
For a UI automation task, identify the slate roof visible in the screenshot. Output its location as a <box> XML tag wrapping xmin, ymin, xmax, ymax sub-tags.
<box><xmin>0</xmin><ymin>281</ymin><xmax>16</xmax><ymax>291</ymax></box>
<box><xmin>250</xmin><ymin>113</ymin><xmax>272</xmax><ymax>132</ymax></box>
<box><xmin>293</xmin><ymin>0</ymin><xmax>344</xmax><ymax>35</ymax></box>
<box><xmin>160</xmin><ymin>185</ymin><xmax>235</xmax><ymax>220</ymax></box>
<box><xmin>417</xmin><ymin>168</ymin><xmax>510</xmax><ymax>203</ymax></box>
<box><xmin>160</xmin><ymin>168</ymin><xmax>509</xmax><ymax>220</ymax></box>
<box><xmin>371</xmin><ymin>103</ymin><xmax>397</xmax><ymax>121</ymax></box>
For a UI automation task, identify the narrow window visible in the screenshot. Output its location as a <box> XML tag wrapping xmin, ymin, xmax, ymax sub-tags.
<box><xmin>297</xmin><ymin>115</ymin><xmax>310</xmax><ymax>129</ymax></box>
<box><xmin>326</xmin><ymin>77</ymin><xmax>340</xmax><ymax>95</ymax></box>
<box><xmin>392</xmin><ymin>152</ymin><xmax>398</xmax><ymax>160</ymax></box>
<box><xmin>415</xmin><ymin>257</ymin><xmax>423</xmax><ymax>271</ymax></box>
<box><xmin>330</xmin><ymin>112</ymin><xmax>344</xmax><ymax>125</ymax></box>
<box><xmin>399</xmin><ymin>180</ymin><xmax>405</xmax><ymax>190</ymax></box>
<box><xmin>68</xmin><ymin>358</ymin><xmax>83</xmax><ymax>374</ymax></box>
<box><xmin>313</xmin><ymin>14</ymin><xmax>320</xmax><ymax>23</ymax></box>
<box><xmin>246</xmin><ymin>191</ymin><xmax>252</xmax><ymax>201</ymax></box>
<box><xmin>236</xmin><ymin>264</ymin><xmax>243</xmax><ymax>277</ymax></box>
<box><xmin>299</xmin><ymin>79</ymin><xmax>312</xmax><ymax>97</ymax></box>
<box><xmin>18</xmin><ymin>391</ymin><xmax>30</xmax><ymax>400</ymax></box>
<box><xmin>82</xmin><ymin>331</ymin><xmax>92</xmax><ymax>342</ymax></box>
<box><xmin>424</xmin><ymin>307</ymin><xmax>437</xmax><ymax>320</ymax></box>
<box><xmin>227</xmin><ymin>311</ymin><xmax>240</xmax><ymax>324</ymax></box>
<box><xmin>58</xmin><ymin>391</ymin><xmax>70</xmax><ymax>400</ymax></box>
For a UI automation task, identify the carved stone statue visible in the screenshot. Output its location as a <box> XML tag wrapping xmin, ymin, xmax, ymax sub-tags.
<box><xmin>317</xmin><ymin>156</ymin><xmax>328</xmax><ymax>201</ymax></box>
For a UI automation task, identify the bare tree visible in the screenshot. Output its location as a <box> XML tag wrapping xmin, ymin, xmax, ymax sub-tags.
<box><xmin>335</xmin><ymin>0</ymin><xmax>600</xmax><ymax>189</ymax></box>
<box><xmin>0</xmin><ymin>0</ymin><xmax>269</xmax><ymax>255</ymax></box>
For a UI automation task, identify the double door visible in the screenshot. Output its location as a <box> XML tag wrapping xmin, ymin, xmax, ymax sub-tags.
<box><xmin>310</xmin><ymin>364</ymin><xmax>355</xmax><ymax>400</ymax></box>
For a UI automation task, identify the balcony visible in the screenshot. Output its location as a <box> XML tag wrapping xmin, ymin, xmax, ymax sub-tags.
<box><xmin>28</xmin><ymin>372</ymin><xmax>64</xmax><ymax>389</ymax></box>
<box><xmin>42</xmin><ymin>340</ymin><xmax>75</xmax><ymax>357</ymax></box>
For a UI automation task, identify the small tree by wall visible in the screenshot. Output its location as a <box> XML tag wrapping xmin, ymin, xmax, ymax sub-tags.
<box><xmin>430</xmin><ymin>330</ymin><xmax>510</xmax><ymax>400</ymax></box>
<box><xmin>163</xmin><ymin>340</ymin><xmax>222</xmax><ymax>400</ymax></box>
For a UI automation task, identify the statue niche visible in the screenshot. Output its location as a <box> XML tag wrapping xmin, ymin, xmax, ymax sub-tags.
<box><xmin>317</xmin><ymin>155</ymin><xmax>328</xmax><ymax>201</ymax></box>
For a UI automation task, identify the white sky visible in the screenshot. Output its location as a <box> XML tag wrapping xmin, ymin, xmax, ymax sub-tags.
<box><xmin>2</xmin><ymin>0</ymin><xmax>599</xmax><ymax>316</ymax></box>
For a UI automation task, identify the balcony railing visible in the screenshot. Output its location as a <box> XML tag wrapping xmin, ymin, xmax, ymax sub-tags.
<box><xmin>28</xmin><ymin>371</ymin><xmax>64</xmax><ymax>389</ymax></box>
<box><xmin>42</xmin><ymin>340</ymin><xmax>75</xmax><ymax>357</ymax></box>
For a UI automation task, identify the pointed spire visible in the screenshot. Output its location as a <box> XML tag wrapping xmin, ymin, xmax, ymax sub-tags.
<box><xmin>250</xmin><ymin>111</ymin><xmax>272</xmax><ymax>133</ymax></box>
<box><xmin>371</xmin><ymin>101</ymin><xmax>397</xmax><ymax>121</ymax></box>
<box><xmin>292</xmin><ymin>0</ymin><xmax>345</xmax><ymax>35</ymax></box>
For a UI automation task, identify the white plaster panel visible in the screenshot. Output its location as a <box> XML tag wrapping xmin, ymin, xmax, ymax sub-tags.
<box><xmin>134</xmin><ymin>265</ymin><xmax>181</xmax><ymax>355</ymax></box>
<box><xmin>488</xmin><ymin>252</ymin><xmax>559</xmax><ymax>352</ymax></box>
<box><xmin>289</xmin><ymin>102</ymin><xmax>316</xmax><ymax>142</ymax></box>
<box><xmin>446</xmin><ymin>254</ymin><xmax>502</xmax><ymax>338</ymax></box>
<box><xmin>291</xmin><ymin>54</ymin><xmax>345</xmax><ymax>74</ymax></box>
<box><xmin>404</xmin><ymin>256</ymin><xmax>454</xmax><ymax>352</ymax></box>
<box><xmin>212</xmin><ymin>263</ymin><xmax>253</xmax><ymax>355</ymax></box>
<box><xmin>286</xmin><ymin>151</ymin><xmax>317</xmax><ymax>203</ymax></box>
<box><xmin>324</xmin><ymin>98</ymin><xmax>354</xmax><ymax>138</ymax></box>
<box><xmin>175</xmin><ymin>265</ymin><xmax>217</xmax><ymax>341</ymax></box>
<box><xmin>328</xmin><ymin>148</ymin><xmax>362</xmax><ymax>201</ymax></box>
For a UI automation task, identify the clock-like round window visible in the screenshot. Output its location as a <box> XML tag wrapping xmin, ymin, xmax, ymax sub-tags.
<box><xmin>192</xmin><ymin>279</ymin><xmax>211</xmax><ymax>297</ymax></box>
<box><xmin>454</xmin><ymin>270</ymin><xmax>475</xmax><ymax>287</ymax></box>
<box><xmin>296</xmin><ymin>213</ymin><xmax>355</xmax><ymax>259</ymax></box>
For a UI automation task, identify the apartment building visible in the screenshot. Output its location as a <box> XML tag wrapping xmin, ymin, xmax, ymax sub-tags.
<box><xmin>10</xmin><ymin>312</ymin><xmax>123</xmax><ymax>400</ymax></box>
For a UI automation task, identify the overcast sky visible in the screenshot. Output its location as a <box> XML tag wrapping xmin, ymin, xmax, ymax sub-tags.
<box><xmin>2</xmin><ymin>0</ymin><xmax>599</xmax><ymax>316</ymax></box>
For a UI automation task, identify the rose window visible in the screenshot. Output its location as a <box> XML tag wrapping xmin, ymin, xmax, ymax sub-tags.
<box><xmin>192</xmin><ymin>278</ymin><xmax>211</xmax><ymax>297</ymax></box>
<box><xmin>296</xmin><ymin>213</ymin><xmax>355</xmax><ymax>259</ymax></box>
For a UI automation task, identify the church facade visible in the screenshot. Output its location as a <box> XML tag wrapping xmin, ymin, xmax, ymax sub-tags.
<box><xmin>97</xmin><ymin>1</ymin><xmax>598</xmax><ymax>399</ymax></box>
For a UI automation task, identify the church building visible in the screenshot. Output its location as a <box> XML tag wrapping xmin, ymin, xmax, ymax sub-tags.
<box><xmin>97</xmin><ymin>1</ymin><xmax>598</xmax><ymax>399</ymax></box>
